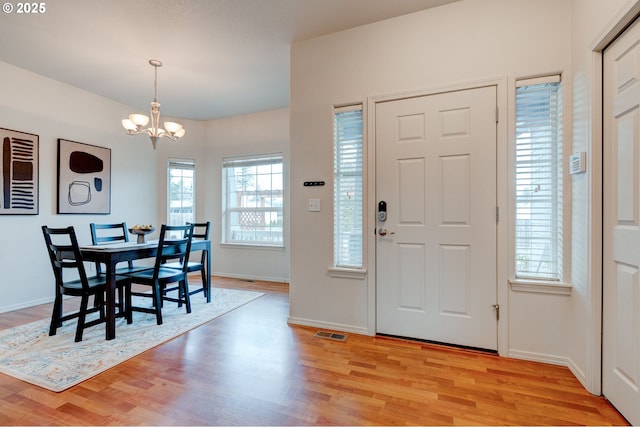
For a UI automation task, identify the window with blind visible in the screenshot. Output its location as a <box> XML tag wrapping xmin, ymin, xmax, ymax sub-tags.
<box><xmin>222</xmin><ymin>154</ymin><xmax>283</xmax><ymax>246</ymax></box>
<box><xmin>334</xmin><ymin>105</ymin><xmax>363</xmax><ymax>268</ymax></box>
<box><xmin>515</xmin><ymin>76</ymin><xmax>563</xmax><ymax>280</ymax></box>
<box><xmin>168</xmin><ymin>159</ymin><xmax>195</xmax><ymax>227</ymax></box>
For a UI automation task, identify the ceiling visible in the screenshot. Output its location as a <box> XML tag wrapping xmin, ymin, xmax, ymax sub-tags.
<box><xmin>0</xmin><ymin>0</ymin><xmax>459</xmax><ymax>121</ymax></box>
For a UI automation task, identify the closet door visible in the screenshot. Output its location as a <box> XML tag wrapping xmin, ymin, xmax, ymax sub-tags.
<box><xmin>603</xmin><ymin>16</ymin><xmax>640</xmax><ymax>426</ymax></box>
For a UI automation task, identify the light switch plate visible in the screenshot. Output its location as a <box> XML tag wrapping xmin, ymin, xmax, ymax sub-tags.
<box><xmin>308</xmin><ymin>198</ymin><xmax>321</xmax><ymax>212</ymax></box>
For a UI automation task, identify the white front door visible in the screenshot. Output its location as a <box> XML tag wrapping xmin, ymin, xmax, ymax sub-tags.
<box><xmin>375</xmin><ymin>86</ymin><xmax>498</xmax><ymax>351</ymax></box>
<box><xmin>603</xmin><ymin>16</ymin><xmax>640</xmax><ymax>426</ymax></box>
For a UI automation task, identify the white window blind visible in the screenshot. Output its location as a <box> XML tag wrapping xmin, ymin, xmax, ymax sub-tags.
<box><xmin>515</xmin><ymin>76</ymin><xmax>562</xmax><ymax>280</ymax></box>
<box><xmin>334</xmin><ymin>105</ymin><xmax>363</xmax><ymax>268</ymax></box>
<box><xmin>222</xmin><ymin>154</ymin><xmax>283</xmax><ymax>246</ymax></box>
<box><xmin>168</xmin><ymin>159</ymin><xmax>195</xmax><ymax>227</ymax></box>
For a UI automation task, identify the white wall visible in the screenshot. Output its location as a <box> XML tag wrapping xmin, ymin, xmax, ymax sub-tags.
<box><xmin>204</xmin><ymin>109</ymin><xmax>290</xmax><ymax>283</ymax></box>
<box><xmin>290</xmin><ymin>0</ymin><xmax>574</xmax><ymax>356</ymax></box>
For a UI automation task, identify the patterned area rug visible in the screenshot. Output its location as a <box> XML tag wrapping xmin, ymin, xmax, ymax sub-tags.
<box><xmin>0</xmin><ymin>287</ymin><xmax>263</xmax><ymax>392</ymax></box>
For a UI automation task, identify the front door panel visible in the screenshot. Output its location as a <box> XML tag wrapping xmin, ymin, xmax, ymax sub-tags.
<box><xmin>376</xmin><ymin>86</ymin><xmax>498</xmax><ymax>350</ymax></box>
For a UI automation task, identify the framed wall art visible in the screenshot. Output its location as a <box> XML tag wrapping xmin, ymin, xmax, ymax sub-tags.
<box><xmin>0</xmin><ymin>128</ymin><xmax>39</xmax><ymax>215</ymax></box>
<box><xmin>57</xmin><ymin>139</ymin><xmax>111</xmax><ymax>214</ymax></box>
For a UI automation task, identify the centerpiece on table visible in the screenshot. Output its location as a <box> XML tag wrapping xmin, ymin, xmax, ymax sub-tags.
<box><xmin>128</xmin><ymin>224</ymin><xmax>155</xmax><ymax>243</ymax></box>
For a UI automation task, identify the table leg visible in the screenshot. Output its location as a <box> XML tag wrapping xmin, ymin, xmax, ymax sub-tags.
<box><xmin>105</xmin><ymin>264</ymin><xmax>117</xmax><ymax>340</ymax></box>
<box><xmin>206</xmin><ymin>245</ymin><xmax>211</xmax><ymax>303</ymax></box>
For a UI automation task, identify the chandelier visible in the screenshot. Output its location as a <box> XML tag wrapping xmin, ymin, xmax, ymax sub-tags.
<box><xmin>121</xmin><ymin>59</ymin><xmax>185</xmax><ymax>149</ymax></box>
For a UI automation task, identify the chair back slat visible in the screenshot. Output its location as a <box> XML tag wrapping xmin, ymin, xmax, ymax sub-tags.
<box><xmin>89</xmin><ymin>222</ymin><xmax>133</xmax><ymax>273</ymax></box>
<box><xmin>152</xmin><ymin>224</ymin><xmax>194</xmax><ymax>278</ymax></box>
<box><xmin>188</xmin><ymin>221</ymin><xmax>210</xmax><ymax>240</ymax></box>
<box><xmin>90</xmin><ymin>222</ymin><xmax>130</xmax><ymax>244</ymax></box>
<box><xmin>42</xmin><ymin>225</ymin><xmax>91</xmax><ymax>290</ymax></box>
<box><xmin>186</xmin><ymin>221</ymin><xmax>210</xmax><ymax>264</ymax></box>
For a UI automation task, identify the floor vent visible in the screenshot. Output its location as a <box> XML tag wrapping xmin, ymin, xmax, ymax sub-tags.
<box><xmin>314</xmin><ymin>331</ymin><xmax>347</xmax><ymax>342</ymax></box>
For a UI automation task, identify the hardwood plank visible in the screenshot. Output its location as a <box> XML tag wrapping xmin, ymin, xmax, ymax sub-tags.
<box><xmin>0</xmin><ymin>276</ymin><xmax>629</xmax><ymax>426</ymax></box>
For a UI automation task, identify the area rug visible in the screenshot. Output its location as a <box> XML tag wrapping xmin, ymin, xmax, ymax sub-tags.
<box><xmin>0</xmin><ymin>287</ymin><xmax>263</xmax><ymax>392</ymax></box>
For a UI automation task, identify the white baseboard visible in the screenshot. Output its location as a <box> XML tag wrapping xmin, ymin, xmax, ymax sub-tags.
<box><xmin>287</xmin><ymin>316</ymin><xmax>370</xmax><ymax>336</ymax></box>
<box><xmin>212</xmin><ymin>271</ymin><xmax>289</xmax><ymax>283</ymax></box>
<box><xmin>0</xmin><ymin>296</ymin><xmax>54</xmax><ymax>315</ymax></box>
<box><xmin>567</xmin><ymin>357</ymin><xmax>589</xmax><ymax>390</ymax></box>
<box><xmin>508</xmin><ymin>349</ymin><xmax>569</xmax><ymax>367</ymax></box>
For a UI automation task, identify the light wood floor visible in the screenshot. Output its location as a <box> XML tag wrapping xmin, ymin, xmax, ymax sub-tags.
<box><xmin>0</xmin><ymin>276</ymin><xmax>629</xmax><ymax>426</ymax></box>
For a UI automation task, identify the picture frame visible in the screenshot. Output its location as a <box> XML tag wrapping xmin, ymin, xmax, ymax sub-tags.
<box><xmin>0</xmin><ymin>128</ymin><xmax>39</xmax><ymax>215</ymax></box>
<box><xmin>57</xmin><ymin>139</ymin><xmax>111</xmax><ymax>214</ymax></box>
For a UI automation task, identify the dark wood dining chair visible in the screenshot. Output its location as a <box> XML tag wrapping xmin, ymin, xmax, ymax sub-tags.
<box><xmin>127</xmin><ymin>224</ymin><xmax>194</xmax><ymax>325</ymax></box>
<box><xmin>89</xmin><ymin>222</ymin><xmax>148</xmax><ymax>275</ymax></box>
<box><xmin>42</xmin><ymin>225</ymin><xmax>132</xmax><ymax>342</ymax></box>
<box><xmin>163</xmin><ymin>221</ymin><xmax>210</xmax><ymax>299</ymax></box>
<box><xmin>90</xmin><ymin>222</ymin><xmax>148</xmax><ymax>313</ymax></box>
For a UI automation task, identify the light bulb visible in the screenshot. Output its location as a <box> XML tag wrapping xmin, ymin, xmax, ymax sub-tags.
<box><xmin>121</xmin><ymin>119</ymin><xmax>137</xmax><ymax>131</ymax></box>
<box><xmin>164</xmin><ymin>121</ymin><xmax>183</xmax><ymax>134</ymax></box>
<box><xmin>129</xmin><ymin>113</ymin><xmax>149</xmax><ymax>127</ymax></box>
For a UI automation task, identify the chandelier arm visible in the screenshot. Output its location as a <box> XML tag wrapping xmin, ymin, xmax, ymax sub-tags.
<box><xmin>127</xmin><ymin>129</ymin><xmax>180</xmax><ymax>142</ymax></box>
<box><xmin>125</xmin><ymin>128</ymin><xmax>152</xmax><ymax>136</ymax></box>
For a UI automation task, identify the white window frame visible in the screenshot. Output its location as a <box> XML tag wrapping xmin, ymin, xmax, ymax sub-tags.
<box><xmin>513</xmin><ymin>75</ymin><xmax>564</xmax><ymax>282</ymax></box>
<box><xmin>332</xmin><ymin>104</ymin><xmax>364</xmax><ymax>271</ymax></box>
<box><xmin>167</xmin><ymin>158</ymin><xmax>195</xmax><ymax>229</ymax></box>
<box><xmin>222</xmin><ymin>153</ymin><xmax>284</xmax><ymax>247</ymax></box>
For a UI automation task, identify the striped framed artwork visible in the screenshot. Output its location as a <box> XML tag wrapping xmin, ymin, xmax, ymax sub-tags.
<box><xmin>1</xmin><ymin>128</ymin><xmax>39</xmax><ymax>215</ymax></box>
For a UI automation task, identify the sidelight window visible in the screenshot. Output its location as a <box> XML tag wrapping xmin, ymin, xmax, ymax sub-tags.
<box><xmin>514</xmin><ymin>76</ymin><xmax>563</xmax><ymax>280</ymax></box>
<box><xmin>333</xmin><ymin>105</ymin><xmax>364</xmax><ymax>269</ymax></box>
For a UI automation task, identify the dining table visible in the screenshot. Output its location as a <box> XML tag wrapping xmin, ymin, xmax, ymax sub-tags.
<box><xmin>80</xmin><ymin>239</ymin><xmax>211</xmax><ymax>340</ymax></box>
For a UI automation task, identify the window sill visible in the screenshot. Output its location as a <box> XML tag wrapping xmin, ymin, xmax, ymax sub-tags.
<box><xmin>509</xmin><ymin>279</ymin><xmax>573</xmax><ymax>296</ymax></box>
<box><xmin>220</xmin><ymin>242</ymin><xmax>285</xmax><ymax>251</ymax></box>
<box><xmin>328</xmin><ymin>267</ymin><xmax>367</xmax><ymax>279</ymax></box>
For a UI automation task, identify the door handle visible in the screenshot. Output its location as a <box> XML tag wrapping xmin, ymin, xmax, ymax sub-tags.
<box><xmin>378</xmin><ymin>228</ymin><xmax>395</xmax><ymax>236</ymax></box>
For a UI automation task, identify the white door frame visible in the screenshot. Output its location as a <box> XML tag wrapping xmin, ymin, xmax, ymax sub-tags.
<box><xmin>585</xmin><ymin>1</ymin><xmax>640</xmax><ymax>396</ymax></box>
<box><xmin>366</xmin><ymin>78</ymin><xmax>509</xmax><ymax>356</ymax></box>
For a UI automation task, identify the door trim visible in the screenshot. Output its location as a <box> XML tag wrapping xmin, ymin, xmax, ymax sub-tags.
<box><xmin>585</xmin><ymin>0</ymin><xmax>640</xmax><ymax>397</ymax></box>
<box><xmin>366</xmin><ymin>78</ymin><xmax>509</xmax><ymax>356</ymax></box>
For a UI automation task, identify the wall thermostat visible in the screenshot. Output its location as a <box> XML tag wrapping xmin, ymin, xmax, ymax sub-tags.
<box><xmin>569</xmin><ymin>152</ymin><xmax>586</xmax><ymax>175</ymax></box>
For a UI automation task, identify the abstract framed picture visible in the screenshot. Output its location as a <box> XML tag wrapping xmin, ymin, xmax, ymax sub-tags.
<box><xmin>57</xmin><ymin>139</ymin><xmax>111</xmax><ymax>214</ymax></box>
<box><xmin>0</xmin><ymin>128</ymin><xmax>39</xmax><ymax>215</ymax></box>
